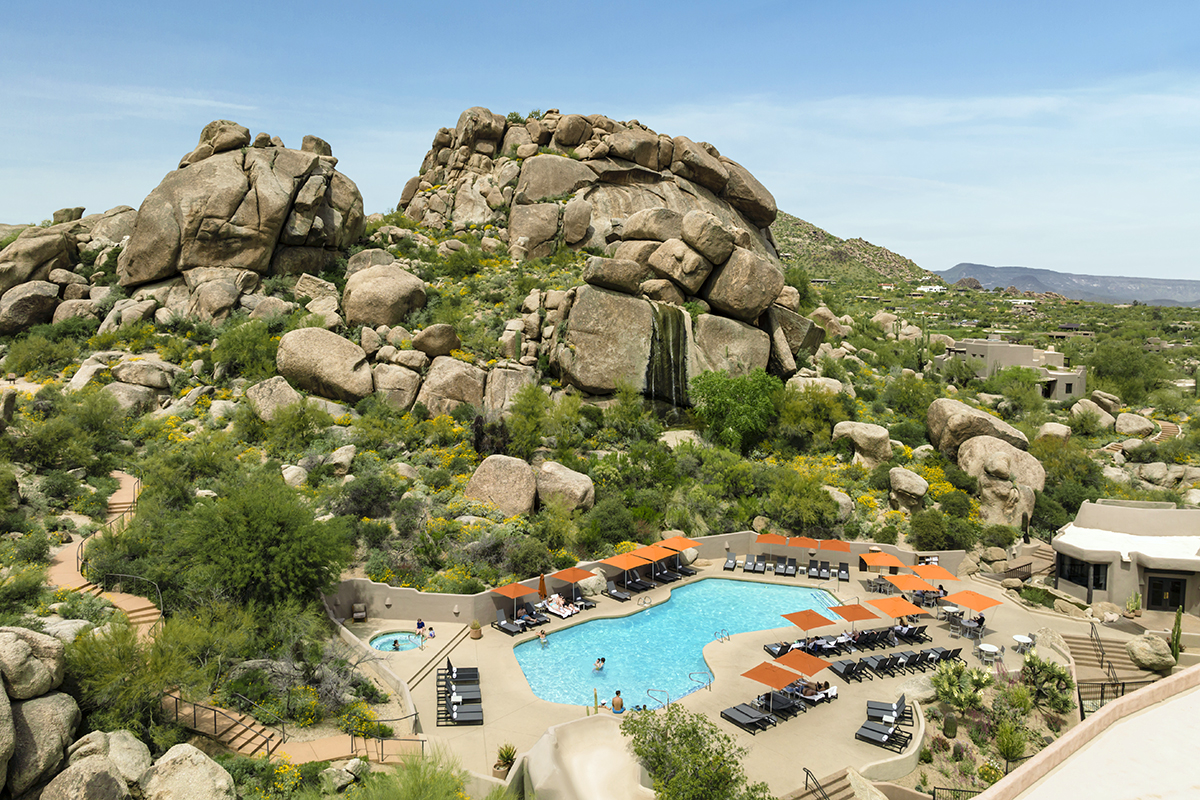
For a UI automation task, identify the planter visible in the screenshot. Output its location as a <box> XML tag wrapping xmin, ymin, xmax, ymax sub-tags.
<box><xmin>469</xmin><ymin>627</ymin><xmax>482</xmax><ymax>639</ymax></box>
<box><xmin>1134</xmin><ymin>608</ymin><xmax>1143</xmax><ymax>617</ymax></box>
<box><xmin>492</xmin><ymin>766</ymin><xmax>511</xmax><ymax>779</ymax></box>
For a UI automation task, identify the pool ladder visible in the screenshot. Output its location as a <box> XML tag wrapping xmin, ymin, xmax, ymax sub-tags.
<box><xmin>689</xmin><ymin>671</ymin><xmax>713</xmax><ymax>692</ymax></box>
<box><xmin>646</xmin><ymin>688</ymin><xmax>670</xmax><ymax>709</ymax></box>
<box><xmin>637</xmin><ymin>596</ymin><xmax>654</xmax><ymax>607</ymax></box>
<box><xmin>714</xmin><ymin>628</ymin><xmax>731</xmax><ymax>643</ymax></box>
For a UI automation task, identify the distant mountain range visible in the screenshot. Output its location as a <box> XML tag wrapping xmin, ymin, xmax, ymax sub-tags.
<box><xmin>936</xmin><ymin>263</ymin><xmax>1200</xmax><ymax>307</ymax></box>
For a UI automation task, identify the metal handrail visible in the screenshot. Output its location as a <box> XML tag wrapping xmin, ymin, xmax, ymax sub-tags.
<box><xmin>714</xmin><ymin>628</ymin><xmax>730</xmax><ymax>642</ymax></box>
<box><xmin>349</xmin><ymin>732</ymin><xmax>427</xmax><ymax>762</ymax></box>
<box><xmin>163</xmin><ymin>693</ymin><xmax>277</xmax><ymax>755</ymax></box>
<box><xmin>232</xmin><ymin>692</ymin><xmax>287</xmax><ymax>743</ymax></box>
<box><xmin>803</xmin><ymin>768</ymin><xmax>832</xmax><ymax>800</ymax></box>
<box><xmin>99</xmin><ymin>572</ymin><xmax>165</xmax><ymax>634</ymax></box>
<box><xmin>646</xmin><ymin>688</ymin><xmax>670</xmax><ymax>709</ymax></box>
<box><xmin>688</xmin><ymin>671</ymin><xmax>713</xmax><ymax>691</ymax></box>
<box><xmin>1088</xmin><ymin>621</ymin><xmax>1108</xmax><ymax>671</ymax></box>
<box><xmin>637</xmin><ymin>596</ymin><xmax>653</xmax><ymax>607</ymax></box>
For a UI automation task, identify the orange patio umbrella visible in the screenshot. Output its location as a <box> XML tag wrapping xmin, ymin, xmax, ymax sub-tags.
<box><xmin>742</xmin><ymin>661</ymin><xmax>803</xmax><ymax>712</ymax></box>
<box><xmin>782</xmin><ymin>609</ymin><xmax>835</xmax><ymax>633</ymax></box>
<box><xmin>942</xmin><ymin>590</ymin><xmax>1002</xmax><ymax>614</ymax></box>
<box><xmin>884</xmin><ymin>574</ymin><xmax>938</xmax><ymax>593</ymax></box>
<box><xmin>491</xmin><ymin>581</ymin><xmax>539</xmax><ymax>618</ymax></box>
<box><xmin>631</xmin><ymin>545</ymin><xmax>677</xmax><ymax>563</ymax></box>
<box><xmin>818</xmin><ymin>539</ymin><xmax>852</xmax><ymax>553</ymax></box>
<box><xmin>538</xmin><ymin>573</ymin><xmax>547</xmax><ymax>601</ymax></box>
<box><xmin>861</xmin><ymin>551</ymin><xmax>907</xmax><ymax>571</ymax></box>
<box><xmin>829</xmin><ymin>603</ymin><xmax>880</xmax><ymax>630</ymax></box>
<box><xmin>788</xmin><ymin>536</ymin><xmax>820</xmax><ymax>551</ymax></box>
<box><xmin>776</xmin><ymin>649</ymin><xmax>832</xmax><ymax>678</ymax></box>
<box><xmin>911</xmin><ymin>563</ymin><xmax>959</xmax><ymax>583</ymax></box>
<box><xmin>658</xmin><ymin>535</ymin><xmax>702</xmax><ymax>573</ymax></box>
<box><xmin>756</xmin><ymin>532</ymin><xmax>788</xmax><ymax>563</ymax></box>
<box><xmin>601</xmin><ymin>552</ymin><xmax>651</xmax><ymax>590</ymax></box>
<box><xmin>550</xmin><ymin>567</ymin><xmax>595</xmax><ymax>602</ymax></box>
<box><xmin>869</xmin><ymin>596</ymin><xmax>928</xmax><ymax>620</ymax></box>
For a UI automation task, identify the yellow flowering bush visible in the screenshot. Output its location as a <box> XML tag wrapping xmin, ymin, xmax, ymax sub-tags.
<box><xmin>247</xmin><ymin>754</ymin><xmax>301</xmax><ymax>800</ymax></box>
<box><xmin>288</xmin><ymin>686</ymin><xmax>323</xmax><ymax>728</ymax></box>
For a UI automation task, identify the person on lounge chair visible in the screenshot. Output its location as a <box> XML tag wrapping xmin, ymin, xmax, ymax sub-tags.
<box><xmin>516</xmin><ymin>607</ymin><xmax>536</xmax><ymax>626</ymax></box>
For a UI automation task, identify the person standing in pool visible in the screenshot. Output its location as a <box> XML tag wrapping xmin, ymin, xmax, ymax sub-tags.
<box><xmin>611</xmin><ymin>691</ymin><xmax>624</xmax><ymax>713</ymax></box>
<box><xmin>392</xmin><ymin>640</ymin><xmax>399</xmax><ymax>651</ymax></box>
<box><xmin>594</xmin><ymin>657</ymin><xmax>605</xmax><ymax>671</ymax></box>
<box><xmin>538</xmin><ymin>630</ymin><xmax>547</xmax><ymax>647</ymax></box>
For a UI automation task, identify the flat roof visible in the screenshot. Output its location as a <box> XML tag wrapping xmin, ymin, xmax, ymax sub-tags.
<box><xmin>1056</xmin><ymin>525</ymin><xmax>1200</xmax><ymax>569</ymax></box>
<box><xmin>1072</xmin><ymin>501</ymin><xmax>1200</xmax><ymax>538</ymax></box>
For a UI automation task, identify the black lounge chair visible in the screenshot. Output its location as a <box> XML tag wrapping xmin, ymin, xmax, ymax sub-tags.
<box><xmin>448</xmin><ymin>703</ymin><xmax>484</xmax><ymax>725</ymax></box>
<box><xmin>721</xmin><ymin>704</ymin><xmax>776</xmax><ymax>734</ymax></box>
<box><xmin>443</xmin><ymin>659</ymin><xmax>480</xmax><ymax>682</ymax></box>
<box><xmin>838</xmin><ymin>562</ymin><xmax>850</xmax><ymax>582</ymax></box>
<box><xmin>625</xmin><ymin>572</ymin><xmax>654</xmax><ymax>592</ymax></box>
<box><xmin>676</xmin><ymin>557</ymin><xmax>699</xmax><ymax>576</ymax></box>
<box><xmin>522</xmin><ymin>601</ymin><xmax>551</xmax><ymax>626</ymax></box>
<box><xmin>765</xmin><ymin>641</ymin><xmax>796</xmax><ymax>658</ymax></box>
<box><xmin>771</xmin><ymin>555</ymin><xmax>785</xmax><ymax>574</ymax></box>
<box><xmin>855</xmin><ymin>720</ymin><xmax>911</xmax><ymax>753</ymax></box>
<box><xmin>807</xmin><ymin>559</ymin><xmax>820</xmax><ymax>578</ymax></box>
<box><xmin>831</xmin><ymin>659</ymin><xmax>868</xmax><ymax>682</ymax></box>
<box><xmin>723</xmin><ymin>553</ymin><xmax>737</xmax><ymax>571</ymax></box>
<box><xmin>652</xmin><ymin>564</ymin><xmax>681</xmax><ymax>583</ymax></box>
<box><xmin>945</xmin><ymin>647</ymin><xmax>964</xmax><ymax>663</ymax></box>
<box><xmin>569</xmin><ymin>585</ymin><xmax>596</xmax><ymax>610</ymax></box>
<box><xmin>819</xmin><ymin>561</ymin><xmax>831</xmax><ymax>580</ymax></box>
<box><xmin>742</xmin><ymin>554</ymin><xmax>757</xmax><ymax>573</ymax></box>
<box><xmin>493</xmin><ymin>608</ymin><xmax>523</xmax><ymax>636</ymax></box>
<box><xmin>785</xmin><ymin>557</ymin><xmax>798</xmax><ymax>577</ymax></box>
<box><xmin>867</xmin><ymin>693</ymin><xmax>913</xmax><ymax>726</ymax></box>
<box><xmin>757</xmin><ymin>691</ymin><xmax>803</xmax><ymax>718</ymax></box>
<box><xmin>754</xmin><ymin>555</ymin><xmax>767</xmax><ymax>574</ymax></box>
<box><xmin>865</xmin><ymin>654</ymin><xmax>900</xmax><ymax>677</ymax></box>
<box><xmin>604</xmin><ymin>580</ymin><xmax>631</xmax><ymax>602</ymax></box>
<box><xmin>440</xmin><ymin>681</ymin><xmax>482</xmax><ymax>703</ymax></box>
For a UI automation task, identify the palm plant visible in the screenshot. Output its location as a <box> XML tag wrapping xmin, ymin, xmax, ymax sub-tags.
<box><xmin>930</xmin><ymin>660</ymin><xmax>994</xmax><ymax>726</ymax></box>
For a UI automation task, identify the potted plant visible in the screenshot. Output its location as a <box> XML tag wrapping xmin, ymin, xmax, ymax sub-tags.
<box><xmin>1126</xmin><ymin>592</ymin><xmax>1142</xmax><ymax>618</ymax></box>
<box><xmin>469</xmin><ymin>619</ymin><xmax>482</xmax><ymax>639</ymax></box>
<box><xmin>493</xmin><ymin>742</ymin><xmax>517</xmax><ymax>779</ymax></box>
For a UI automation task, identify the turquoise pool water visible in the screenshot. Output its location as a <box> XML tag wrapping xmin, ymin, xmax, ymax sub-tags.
<box><xmin>369</xmin><ymin>631</ymin><xmax>423</xmax><ymax>652</ymax></box>
<box><xmin>513</xmin><ymin>579</ymin><xmax>834</xmax><ymax>706</ymax></box>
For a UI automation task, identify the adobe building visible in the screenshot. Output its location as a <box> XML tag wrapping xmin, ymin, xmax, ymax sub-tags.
<box><xmin>1053</xmin><ymin>499</ymin><xmax>1200</xmax><ymax>613</ymax></box>
<box><xmin>934</xmin><ymin>335</ymin><xmax>1087</xmax><ymax>401</ymax></box>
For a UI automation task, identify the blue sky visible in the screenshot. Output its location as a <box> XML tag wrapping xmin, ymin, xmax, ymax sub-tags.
<box><xmin>2</xmin><ymin>1</ymin><xmax>1197</xmax><ymax>280</ymax></box>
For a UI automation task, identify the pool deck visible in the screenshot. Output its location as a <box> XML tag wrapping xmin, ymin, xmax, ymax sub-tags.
<box><xmin>353</xmin><ymin>562</ymin><xmax>1089</xmax><ymax>796</ymax></box>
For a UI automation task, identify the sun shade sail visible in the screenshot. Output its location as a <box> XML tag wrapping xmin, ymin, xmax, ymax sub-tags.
<box><xmin>742</xmin><ymin>661</ymin><xmax>802</xmax><ymax>691</ymax></box>
<box><xmin>818</xmin><ymin>539</ymin><xmax>851</xmax><ymax>553</ymax></box>
<box><xmin>551</xmin><ymin>567</ymin><xmax>596</xmax><ymax>584</ymax></box>
<box><xmin>601</xmin><ymin>552</ymin><xmax>651</xmax><ymax>571</ymax></box>
<box><xmin>490</xmin><ymin>582</ymin><xmax>538</xmax><ymax>599</ymax></box>
<box><xmin>911</xmin><ymin>563</ymin><xmax>959</xmax><ymax>582</ymax></box>
<box><xmin>781</xmin><ymin>609</ymin><xmax>835</xmax><ymax>631</ymax></box>
<box><xmin>869</xmin><ymin>596</ymin><xmax>928</xmax><ymax>619</ymax></box>
<box><xmin>861</xmin><ymin>551</ymin><xmax>907</xmax><ymax>570</ymax></box>
<box><xmin>828</xmin><ymin>604</ymin><xmax>880</xmax><ymax>623</ymax></box>
<box><xmin>942</xmin><ymin>590</ymin><xmax>1002</xmax><ymax>613</ymax></box>
<box><xmin>756</xmin><ymin>532</ymin><xmax>788</xmax><ymax>546</ymax></box>
<box><xmin>788</xmin><ymin>536</ymin><xmax>820</xmax><ymax>550</ymax></box>
<box><xmin>630</xmin><ymin>545</ymin><xmax>676</xmax><ymax>563</ymax></box>
<box><xmin>776</xmin><ymin>649</ymin><xmax>832</xmax><ymax>676</ymax></box>
<box><xmin>884</xmin><ymin>574</ymin><xmax>938</xmax><ymax>593</ymax></box>
<box><xmin>658</xmin><ymin>535</ymin><xmax>701</xmax><ymax>552</ymax></box>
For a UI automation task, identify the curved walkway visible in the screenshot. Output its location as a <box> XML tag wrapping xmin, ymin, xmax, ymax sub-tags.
<box><xmin>1101</xmin><ymin>417</ymin><xmax>1181</xmax><ymax>454</ymax></box>
<box><xmin>46</xmin><ymin>471</ymin><xmax>402</xmax><ymax>764</ymax></box>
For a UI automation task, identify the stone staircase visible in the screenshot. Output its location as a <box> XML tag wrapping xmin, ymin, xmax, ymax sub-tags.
<box><xmin>162</xmin><ymin>691</ymin><xmax>282</xmax><ymax>756</ymax></box>
<box><xmin>1026</xmin><ymin>543</ymin><xmax>1055</xmax><ymax>577</ymax></box>
<box><xmin>784</xmin><ymin>768</ymin><xmax>856</xmax><ymax>800</ymax></box>
<box><xmin>1061</xmin><ymin>632</ymin><xmax>1158</xmax><ymax>682</ymax></box>
<box><xmin>1101</xmin><ymin>418</ymin><xmax>1181</xmax><ymax>454</ymax></box>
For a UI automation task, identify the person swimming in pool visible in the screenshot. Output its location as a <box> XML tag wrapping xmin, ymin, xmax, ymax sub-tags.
<box><xmin>538</xmin><ymin>630</ymin><xmax>548</xmax><ymax>647</ymax></box>
<box><xmin>594</xmin><ymin>657</ymin><xmax>605</xmax><ymax>671</ymax></box>
<box><xmin>391</xmin><ymin>639</ymin><xmax>399</xmax><ymax>651</ymax></box>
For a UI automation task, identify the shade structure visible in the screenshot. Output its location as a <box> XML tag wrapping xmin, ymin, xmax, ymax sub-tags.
<box><xmin>742</xmin><ymin>661</ymin><xmax>803</xmax><ymax>712</ymax></box>
<box><xmin>870</xmin><ymin>596</ymin><xmax>929</xmax><ymax>619</ymax></box>
<box><xmin>782</xmin><ymin>609</ymin><xmax>835</xmax><ymax>633</ymax></box>
<box><xmin>884</xmin><ymin>574</ymin><xmax>938</xmax><ymax>593</ymax></box>
<box><xmin>538</xmin><ymin>573</ymin><xmax>547</xmax><ymax>601</ymax></box>
<box><xmin>788</xmin><ymin>536</ymin><xmax>820</xmax><ymax>550</ymax></box>
<box><xmin>630</xmin><ymin>545</ymin><xmax>676</xmax><ymax>568</ymax></box>
<box><xmin>829</xmin><ymin>603</ymin><xmax>880</xmax><ymax>627</ymax></box>
<box><xmin>861</xmin><ymin>551</ymin><xmax>907</xmax><ymax>570</ymax></box>
<box><xmin>601</xmin><ymin>552</ymin><xmax>652</xmax><ymax>590</ymax></box>
<box><xmin>551</xmin><ymin>567</ymin><xmax>596</xmax><ymax>584</ymax></box>
<box><xmin>776</xmin><ymin>649</ymin><xmax>832</xmax><ymax>678</ymax></box>
<box><xmin>756</xmin><ymin>532</ymin><xmax>787</xmax><ymax>561</ymax></box>
<box><xmin>658</xmin><ymin>535</ymin><xmax>701</xmax><ymax>552</ymax></box>
<box><xmin>818</xmin><ymin>539</ymin><xmax>852</xmax><ymax>553</ymax></box>
<box><xmin>911</xmin><ymin>563</ymin><xmax>959</xmax><ymax>583</ymax></box>
<box><xmin>491</xmin><ymin>581</ymin><xmax>539</xmax><ymax>617</ymax></box>
<box><xmin>942</xmin><ymin>590</ymin><xmax>1003</xmax><ymax>614</ymax></box>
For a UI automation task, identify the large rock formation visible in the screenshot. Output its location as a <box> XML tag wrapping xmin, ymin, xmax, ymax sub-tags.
<box><xmin>118</xmin><ymin>121</ymin><xmax>364</xmax><ymax>288</ymax></box>
<box><xmin>957</xmin><ymin>436</ymin><xmax>1045</xmax><ymax>528</ymax></box>
<box><xmin>464</xmin><ymin>455</ymin><xmax>537</xmax><ymax>517</ymax></box>
<box><xmin>926</xmin><ymin>398</ymin><xmax>1029</xmax><ymax>458</ymax></box>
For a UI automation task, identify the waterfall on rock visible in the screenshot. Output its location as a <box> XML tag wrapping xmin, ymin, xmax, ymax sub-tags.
<box><xmin>646</xmin><ymin>302</ymin><xmax>689</xmax><ymax>410</ymax></box>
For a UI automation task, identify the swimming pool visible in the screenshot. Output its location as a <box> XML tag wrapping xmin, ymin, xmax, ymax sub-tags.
<box><xmin>369</xmin><ymin>631</ymin><xmax>423</xmax><ymax>652</ymax></box>
<box><xmin>513</xmin><ymin>579</ymin><xmax>834</xmax><ymax>706</ymax></box>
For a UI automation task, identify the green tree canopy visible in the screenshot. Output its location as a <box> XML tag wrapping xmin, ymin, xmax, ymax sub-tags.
<box><xmin>690</xmin><ymin>368</ymin><xmax>782</xmax><ymax>454</ymax></box>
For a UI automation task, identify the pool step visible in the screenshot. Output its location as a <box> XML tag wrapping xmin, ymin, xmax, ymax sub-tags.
<box><xmin>407</xmin><ymin>627</ymin><xmax>471</xmax><ymax>689</ymax></box>
<box><xmin>783</xmin><ymin>767</ymin><xmax>856</xmax><ymax>800</ymax></box>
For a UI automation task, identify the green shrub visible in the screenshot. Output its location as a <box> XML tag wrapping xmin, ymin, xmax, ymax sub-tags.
<box><xmin>211</xmin><ymin>318</ymin><xmax>279</xmax><ymax>381</ymax></box>
<box><xmin>939</xmin><ymin>490</ymin><xmax>972</xmax><ymax>519</ymax></box>
<box><xmin>14</xmin><ymin>531</ymin><xmax>50</xmax><ymax>564</ymax></box>
<box><xmin>890</xmin><ymin>420</ymin><xmax>928</xmax><ymax>448</ymax></box>
<box><xmin>981</xmin><ymin>524</ymin><xmax>1018</xmax><ymax>549</ymax></box>
<box><xmin>873</xmin><ymin>525</ymin><xmax>898</xmax><ymax>545</ymax></box>
<box><xmin>690</xmin><ymin>368</ymin><xmax>781</xmax><ymax>454</ymax></box>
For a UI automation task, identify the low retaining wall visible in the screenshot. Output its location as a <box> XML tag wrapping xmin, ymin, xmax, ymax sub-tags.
<box><xmin>324</xmin><ymin>604</ymin><xmax>420</xmax><ymax>736</ymax></box>
<box><xmin>859</xmin><ymin>702</ymin><xmax>927</xmax><ymax>782</ymax></box>
<box><xmin>974</xmin><ymin>662</ymin><xmax>1200</xmax><ymax>800</ymax></box>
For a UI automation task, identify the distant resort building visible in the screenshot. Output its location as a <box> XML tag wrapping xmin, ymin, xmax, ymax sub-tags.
<box><xmin>933</xmin><ymin>335</ymin><xmax>1087</xmax><ymax>401</ymax></box>
<box><xmin>1053</xmin><ymin>500</ymin><xmax>1200</xmax><ymax>614</ymax></box>
<box><xmin>915</xmin><ymin>285</ymin><xmax>946</xmax><ymax>293</ymax></box>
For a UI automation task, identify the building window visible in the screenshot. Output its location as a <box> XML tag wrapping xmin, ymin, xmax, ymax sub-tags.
<box><xmin>1065</xmin><ymin>383</ymin><xmax>1073</xmax><ymax>395</ymax></box>
<box><xmin>1058</xmin><ymin>554</ymin><xmax>1107</xmax><ymax>590</ymax></box>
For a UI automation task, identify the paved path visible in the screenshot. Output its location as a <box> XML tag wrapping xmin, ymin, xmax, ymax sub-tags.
<box><xmin>1101</xmin><ymin>417</ymin><xmax>1181</xmax><ymax>453</ymax></box>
